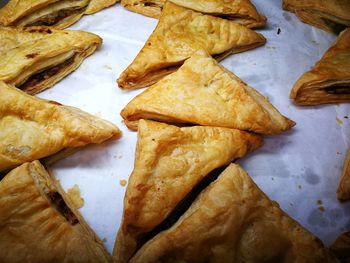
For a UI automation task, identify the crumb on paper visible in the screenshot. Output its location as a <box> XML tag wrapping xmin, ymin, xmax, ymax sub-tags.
<box><xmin>277</xmin><ymin>28</ymin><xmax>281</xmax><ymax>34</ymax></box>
<box><xmin>289</xmin><ymin>203</ymin><xmax>293</xmax><ymax>206</ymax></box>
<box><xmin>298</xmin><ymin>185</ymin><xmax>302</xmax><ymax>189</ymax></box>
<box><xmin>67</xmin><ymin>184</ymin><xmax>84</xmax><ymax>209</ymax></box>
<box><xmin>120</xmin><ymin>179</ymin><xmax>127</xmax><ymax>187</ymax></box>
<box><xmin>271</xmin><ymin>177</ymin><xmax>274</xmax><ymax>180</ymax></box>
<box><xmin>345</xmin><ymin>116</ymin><xmax>349</xmax><ymax>119</ymax></box>
<box><xmin>336</xmin><ymin>117</ymin><xmax>343</xmax><ymax>125</ymax></box>
<box><xmin>337</xmin><ymin>152</ymin><xmax>341</xmax><ymax>155</ymax></box>
<box><xmin>311</xmin><ymin>40</ymin><xmax>319</xmax><ymax>45</ymax></box>
<box><xmin>118</xmin><ymin>155</ymin><xmax>123</xmax><ymax>159</ymax></box>
<box><xmin>317</xmin><ymin>199</ymin><xmax>323</xmax><ymax>205</ymax></box>
<box><xmin>104</xmin><ymin>64</ymin><xmax>113</xmax><ymax>70</ymax></box>
<box><xmin>102</xmin><ymin>238</ymin><xmax>107</xmax><ymax>243</ymax></box>
<box><xmin>318</xmin><ymin>206</ymin><xmax>325</xmax><ymax>212</ymax></box>
<box><xmin>95</xmin><ymin>111</ymin><xmax>102</xmax><ymax>117</ymax></box>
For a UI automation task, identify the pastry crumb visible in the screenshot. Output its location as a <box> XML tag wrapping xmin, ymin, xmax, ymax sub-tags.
<box><xmin>67</xmin><ymin>185</ymin><xmax>84</xmax><ymax>209</ymax></box>
<box><xmin>317</xmin><ymin>199</ymin><xmax>323</xmax><ymax>205</ymax></box>
<box><xmin>120</xmin><ymin>179</ymin><xmax>127</xmax><ymax>187</ymax></box>
<box><xmin>344</xmin><ymin>116</ymin><xmax>348</xmax><ymax>119</ymax></box>
<box><xmin>102</xmin><ymin>238</ymin><xmax>107</xmax><ymax>243</ymax></box>
<box><xmin>336</xmin><ymin>117</ymin><xmax>343</xmax><ymax>125</ymax></box>
<box><xmin>298</xmin><ymin>185</ymin><xmax>302</xmax><ymax>189</ymax></box>
<box><xmin>104</xmin><ymin>65</ymin><xmax>113</xmax><ymax>70</ymax></box>
<box><xmin>318</xmin><ymin>206</ymin><xmax>325</xmax><ymax>212</ymax></box>
<box><xmin>277</xmin><ymin>28</ymin><xmax>281</xmax><ymax>34</ymax></box>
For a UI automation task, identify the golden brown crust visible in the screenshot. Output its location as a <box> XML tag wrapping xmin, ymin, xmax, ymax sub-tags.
<box><xmin>112</xmin><ymin>120</ymin><xmax>263</xmax><ymax>263</ymax></box>
<box><xmin>0</xmin><ymin>161</ymin><xmax>111</xmax><ymax>263</ymax></box>
<box><xmin>0</xmin><ymin>0</ymin><xmax>119</xmax><ymax>29</ymax></box>
<box><xmin>121</xmin><ymin>0</ymin><xmax>266</xmax><ymax>28</ymax></box>
<box><xmin>117</xmin><ymin>1</ymin><xmax>266</xmax><ymax>90</ymax></box>
<box><xmin>290</xmin><ymin>28</ymin><xmax>350</xmax><ymax>105</ymax></box>
<box><xmin>0</xmin><ymin>82</ymin><xmax>122</xmax><ymax>173</ymax></box>
<box><xmin>130</xmin><ymin>164</ymin><xmax>339</xmax><ymax>263</ymax></box>
<box><xmin>337</xmin><ymin>147</ymin><xmax>350</xmax><ymax>201</ymax></box>
<box><xmin>121</xmin><ymin>51</ymin><xmax>295</xmax><ymax>135</ymax></box>
<box><xmin>283</xmin><ymin>0</ymin><xmax>350</xmax><ymax>34</ymax></box>
<box><xmin>330</xmin><ymin>232</ymin><xmax>350</xmax><ymax>262</ymax></box>
<box><xmin>0</xmin><ymin>26</ymin><xmax>102</xmax><ymax>95</ymax></box>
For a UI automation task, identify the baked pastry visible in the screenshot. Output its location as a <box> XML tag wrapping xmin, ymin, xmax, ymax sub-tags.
<box><xmin>121</xmin><ymin>51</ymin><xmax>295</xmax><ymax>135</ymax></box>
<box><xmin>130</xmin><ymin>163</ymin><xmax>340</xmax><ymax>263</ymax></box>
<box><xmin>0</xmin><ymin>161</ymin><xmax>111</xmax><ymax>262</ymax></box>
<box><xmin>290</xmin><ymin>28</ymin><xmax>350</xmax><ymax>105</ymax></box>
<box><xmin>337</xmin><ymin>147</ymin><xmax>350</xmax><ymax>201</ymax></box>
<box><xmin>0</xmin><ymin>0</ymin><xmax>118</xmax><ymax>29</ymax></box>
<box><xmin>121</xmin><ymin>0</ymin><xmax>266</xmax><ymax>28</ymax></box>
<box><xmin>282</xmin><ymin>0</ymin><xmax>350</xmax><ymax>34</ymax></box>
<box><xmin>112</xmin><ymin>120</ymin><xmax>263</xmax><ymax>263</ymax></box>
<box><xmin>117</xmin><ymin>1</ymin><xmax>266</xmax><ymax>89</ymax></box>
<box><xmin>330</xmin><ymin>232</ymin><xmax>350</xmax><ymax>262</ymax></box>
<box><xmin>0</xmin><ymin>26</ymin><xmax>102</xmax><ymax>95</ymax></box>
<box><xmin>0</xmin><ymin>81</ymin><xmax>122</xmax><ymax>173</ymax></box>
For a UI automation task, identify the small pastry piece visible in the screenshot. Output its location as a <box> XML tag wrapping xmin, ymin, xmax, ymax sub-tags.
<box><xmin>290</xmin><ymin>28</ymin><xmax>350</xmax><ymax>105</ymax></box>
<box><xmin>130</xmin><ymin>164</ymin><xmax>340</xmax><ymax>263</ymax></box>
<box><xmin>112</xmin><ymin>120</ymin><xmax>263</xmax><ymax>263</ymax></box>
<box><xmin>330</xmin><ymin>232</ymin><xmax>350</xmax><ymax>262</ymax></box>
<box><xmin>117</xmin><ymin>1</ymin><xmax>266</xmax><ymax>89</ymax></box>
<box><xmin>0</xmin><ymin>0</ymin><xmax>118</xmax><ymax>29</ymax></box>
<box><xmin>121</xmin><ymin>51</ymin><xmax>295</xmax><ymax>135</ymax></box>
<box><xmin>0</xmin><ymin>161</ymin><xmax>111</xmax><ymax>263</ymax></box>
<box><xmin>0</xmin><ymin>81</ymin><xmax>122</xmax><ymax>173</ymax></box>
<box><xmin>282</xmin><ymin>0</ymin><xmax>350</xmax><ymax>34</ymax></box>
<box><xmin>0</xmin><ymin>26</ymin><xmax>102</xmax><ymax>95</ymax></box>
<box><xmin>121</xmin><ymin>0</ymin><xmax>266</xmax><ymax>28</ymax></box>
<box><xmin>337</xmin><ymin>147</ymin><xmax>350</xmax><ymax>201</ymax></box>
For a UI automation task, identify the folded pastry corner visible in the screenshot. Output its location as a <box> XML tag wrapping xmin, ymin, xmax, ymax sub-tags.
<box><xmin>117</xmin><ymin>1</ymin><xmax>266</xmax><ymax>90</ymax></box>
<box><xmin>330</xmin><ymin>231</ymin><xmax>350</xmax><ymax>262</ymax></box>
<box><xmin>0</xmin><ymin>161</ymin><xmax>111</xmax><ymax>262</ymax></box>
<box><xmin>121</xmin><ymin>51</ymin><xmax>295</xmax><ymax>135</ymax></box>
<box><xmin>112</xmin><ymin>120</ymin><xmax>263</xmax><ymax>263</ymax></box>
<box><xmin>290</xmin><ymin>28</ymin><xmax>350</xmax><ymax>105</ymax></box>
<box><xmin>0</xmin><ymin>0</ymin><xmax>119</xmax><ymax>29</ymax></box>
<box><xmin>130</xmin><ymin>163</ymin><xmax>339</xmax><ymax>263</ymax></box>
<box><xmin>337</xmin><ymin>147</ymin><xmax>350</xmax><ymax>202</ymax></box>
<box><xmin>121</xmin><ymin>0</ymin><xmax>267</xmax><ymax>28</ymax></box>
<box><xmin>0</xmin><ymin>81</ymin><xmax>121</xmax><ymax>173</ymax></box>
<box><xmin>0</xmin><ymin>26</ymin><xmax>102</xmax><ymax>95</ymax></box>
<box><xmin>283</xmin><ymin>0</ymin><xmax>350</xmax><ymax>34</ymax></box>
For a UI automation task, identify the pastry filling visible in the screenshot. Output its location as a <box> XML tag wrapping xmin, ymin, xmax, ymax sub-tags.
<box><xmin>325</xmin><ymin>85</ymin><xmax>350</xmax><ymax>94</ymax></box>
<box><xmin>27</xmin><ymin>7</ymin><xmax>86</xmax><ymax>27</ymax></box>
<box><xmin>137</xmin><ymin>165</ymin><xmax>227</xmax><ymax>248</ymax></box>
<box><xmin>47</xmin><ymin>191</ymin><xmax>79</xmax><ymax>225</ymax></box>
<box><xmin>18</xmin><ymin>55</ymin><xmax>76</xmax><ymax>91</ymax></box>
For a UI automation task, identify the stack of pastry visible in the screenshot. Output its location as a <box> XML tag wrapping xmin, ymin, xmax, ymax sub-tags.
<box><xmin>0</xmin><ymin>0</ymin><xmax>122</xmax><ymax>261</ymax></box>
<box><xmin>113</xmin><ymin>1</ymin><xmax>341</xmax><ymax>262</ymax></box>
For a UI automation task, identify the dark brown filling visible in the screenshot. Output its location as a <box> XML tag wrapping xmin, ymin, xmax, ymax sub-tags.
<box><xmin>143</xmin><ymin>2</ymin><xmax>159</xmax><ymax>7</ymax></box>
<box><xmin>47</xmin><ymin>191</ymin><xmax>79</xmax><ymax>225</ymax></box>
<box><xmin>321</xmin><ymin>18</ymin><xmax>346</xmax><ymax>34</ymax></box>
<box><xmin>135</xmin><ymin>165</ymin><xmax>227</xmax><ymax>252</ymax></box>
<box><xmin>324</xmin><ymin>85</ymin><xmax>350</xmax><ymax>94</ymax></box>
<box><xmin>18</xmin><ymin>55</ymin><xmax>76</xmax><ymax>91</ymax></box>
<box><xmin>27</xmin><ymin>7</ymin><xmax>85</xmax><ymax>27</ymax></box>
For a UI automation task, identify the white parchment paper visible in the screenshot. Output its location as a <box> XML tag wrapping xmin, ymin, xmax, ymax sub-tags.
<box><xmin>37</xmin><ymin>0</ymin><xmax>350</xmax><ymax>253</ymax></box>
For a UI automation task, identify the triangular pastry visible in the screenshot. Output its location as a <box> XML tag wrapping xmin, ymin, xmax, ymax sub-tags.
<box><xmin>330</xmin><ymin>232</ymin><xmax>350</xmax><ymax>262</ymax></box>
<box><xmin>283</xmin><ymin>0</ymin><xmax>350</xmax><ymax>34</ymax></box>
<box><xmin>117</xmin><ymin>1</ymin><xmax>266</xmax><ymax>89</ymax></box>
<box><xmin>0</xmin><ymin>26</ymin><xmax>102</xmax><ymax>95</ymax></box>
<box><xmin>337</xmin><ymin>147</ymin><xmax>350</xmax><ymax>201</ymax></box>
<box><xmin>130</xmin><ymin>164</ymin><xmax>340</xmax><ymax>263</ymax></box>
<box><xmin>0</xmin><ymin>0</ymin><xmax>118</xmax><ymax>29</ymax></box>
<box><xmin>112</xmin><ymin>119</ymin><xmax>263</xmax><ymax>263</ymax></box>
<box><xmin>0</xmin><ymin>161</ymin><xmax>111</xmax><ymax>262</ymax></box>
<box><xmin>121</xmin><ymin>52</ymin><xmax>295</xmax><ymax>135</ymax></box>
<box><xmin>290</xmin><ymin>28</ymin><xmax>350</xmax><ymax>105</ymax></box>
<box><xmin>0</xmin><ymin>81</ymin><xmax>122</xmax><ymax>173</ymax></box>
<box><xmin>121</xmin><ymin>0</ymin><xmax>266</xmax><ymax>28</ymax></box>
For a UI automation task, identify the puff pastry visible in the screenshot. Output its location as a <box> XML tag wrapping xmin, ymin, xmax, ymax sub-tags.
<box><xmin>330</xmin><ymin>232</ymin><xmax>350</xmax><ymax>262</ymax></box>
<box><xmin>0</xmin><ymin>26</ymin><xmax>102</xmax><ymax>95</ymax></box>
<box><xmin>117</xmin><ymin>1</ymin><xmax>266</xmax><ymax>89</ymax></box>
<box><xmin>130</xmin><ymin>163</ymin><xmax>339</xmax><ymax>263</ymax></box>
<box><xmin>121</xmin><ymin>0</ymin><xmax>266</xmax><ymax>28</ymax></box>
<box><xmin>283</xmin><ymin>0</ymin><xmax>350</xmax><ymax>34</ymax></box>
<box><xmin>290</xmin><ymin>28</ymin><xmax>350</xmax><ymax>105</ymax></box>
<box><xmin>112</xmin><ymin>120</ymin><xmax>263</xmax><ymax>263</ymax></box>
<box><xmin>121</xmin><ymin>51</ymin><xmax>295</xmax><ymax>135</ymax></box>
<box><xmin>0</xmin><ymin>0</ymin><xmax>118</xmax><ymax>29</ymax></box>
<box><xmin>337</xmin><ymin>147</ymin><xmax>350</xmax><ymax>201</ymax></box>
<box><xmin>0</xmin><ymin>81</ymin><xmax>121</xmax><ymax>173</ymax></box>
<box><xmin>0</xmin><ymin>161</ymin><xmax>111</xmax><ymax>262</ymax></box>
